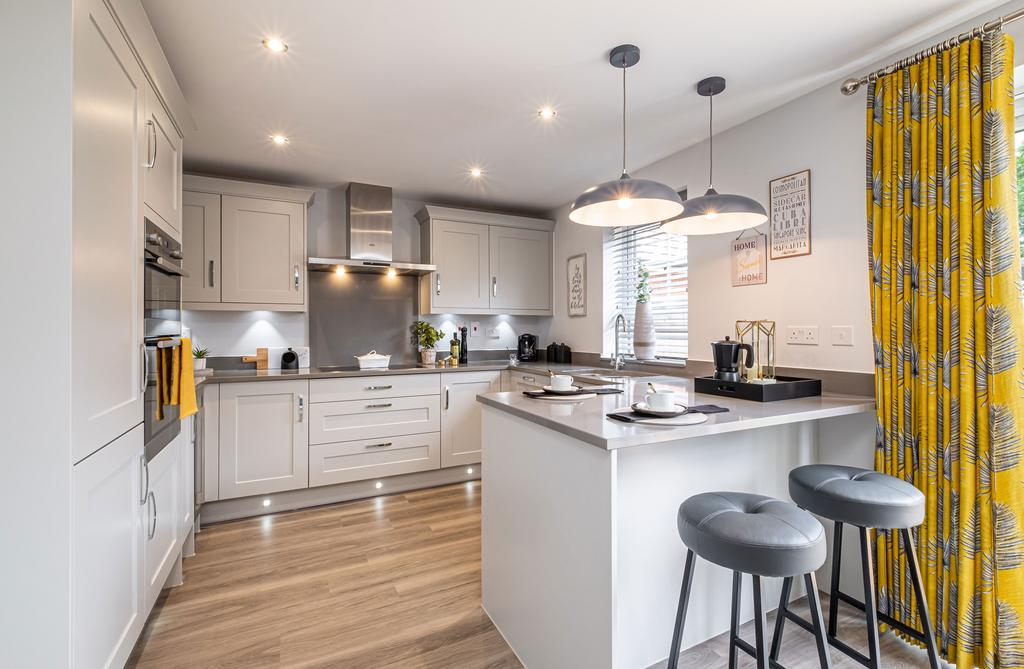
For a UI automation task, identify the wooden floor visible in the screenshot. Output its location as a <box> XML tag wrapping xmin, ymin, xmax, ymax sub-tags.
<box><xmin>129</xmin><ymin>483</ymin><xmax>938</xmax><ymax>668</ymax></box>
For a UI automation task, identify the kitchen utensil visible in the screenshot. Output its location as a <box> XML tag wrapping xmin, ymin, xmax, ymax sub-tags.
<box><xmin>694</xmin><ymin>375</ymin><xmax>821</xmax><ymax>402</ymax></box>
<box><xmin>549</xmin><ymin>374</ymin><xmax>574</xmax><ymax>391</ymax></box>
<box><xmin>630</xmin><ymin>402</ymin><xmax>688</xmax><ymax>418</ymax></box>
<box><xmin>517</xmin><ymin>334</ymin><xmax>538</xmax><ymax>362</ymax></box>
<box><xmin>266</xmin><ymin>346</ymin><xmax>310</xmax><ymax>369</ymax></box>
<box><xmin>280</xmin><ymin>348</ymin><xmax>299</xmax><ymax>370</ymax></box>
<box><xmin>353</xmin><ymin>350</ymin><xmax>391</xmax><ymax>370</ymax></box>
<box><xmin>459</xmin><ymin>326</ymin><xmax>468</xmax><ymax>364</ymax></box>
<box><xmin>241</xmin><ymin>348</ymin><xmax>269</xmax><ymax>370</ymax></box>
<box><xmin>523</xmin><ymin>390</ymin><xmax>597</xmax><ymax>401</ymax></box>
<box><xmin>605</xmin><ymin>410</ymin><xmax>709</xmax><ymax>426</ymax></box>
<box><xmin>542</xmin><ymin>385</ymin><xmax>586</xmax><ymax>395</ymax></box>
<box><xmin>711</xmin><ymin>336</ymin><xmax>754</xmax><ymax>382</ymax></box>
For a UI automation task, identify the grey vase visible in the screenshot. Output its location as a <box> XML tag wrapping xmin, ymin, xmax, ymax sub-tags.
<box><xmin>633</xmin><ymin>301</ymin><xmax>656</xmax><ymax>360</ymax></box>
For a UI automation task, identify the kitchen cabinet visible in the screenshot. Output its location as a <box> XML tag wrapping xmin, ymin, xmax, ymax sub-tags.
<box><xmin>503</xmin><ymin>369</ymin><xmax>547</xmax><ymax>393</ymax></box>
<box><xmin>179</xmin><ymin>414</ymin><xmax>196</xmax><ymax>550</ymax></box>
<box><xmin>218</xmin><ymin>380</ymin><xmax>309</xmax><ymax>499</ymax></box>
<box><xmin>441</xmin><ymin>371</ymin><xmax>500</xmax><ymax>467</ymax></box>
<box><xmin>71</xmin><ymin>0</ymin><xmax>147</xmax><ymax>464</ymax></box>
<box><xmin>143</xmin><ymin>84</ymin><xmax>183</xmax><ymax>240</ymax></box>
<box><xmin>143</xmin><ymin>433</ymin><xmax>182</xmax><ymax>612</ymax></box>
<box><xmin>72</xmin><ymin>424</ymin><xmax>145</xmax><ymax>669</ymax></box>
<box><xmin>181</xmin><ymin>191</ymin><xmax>221</xmax><ymax>303</ymax></box>
<box><xmin>182</xmin><ymin>176</ymin><xmax>314</xmax><ymax>312</ymax></box>
<box><xmin>309</xmin><ymin>433</ymin><xmax>441</xmax><ymax>487</ymax></box>
<box><xmin>418</xmin><ymin>205</ymin><xmax>553</xmax><ymax>316</ymax></box>
<box><xmin>309</xmin><ymin>395</ymin><xmax>440</xmax><ymax>444</ymax></box>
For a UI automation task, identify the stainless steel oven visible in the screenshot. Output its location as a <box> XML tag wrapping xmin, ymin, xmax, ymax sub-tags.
<box><xmin>143</xmin><ymin>218</ymin><xmax>187</xmax><ymax>461</ymax></box>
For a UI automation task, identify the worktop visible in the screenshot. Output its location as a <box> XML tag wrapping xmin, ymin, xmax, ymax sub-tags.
<box><xmin>196</xmin><ymin>360</ymin><xmax>566</xmax><ymax>384</ymax></box>
<box><xmin>476</xmin><ymin>375</ymin><xmax>873</xmax><ymax>450</ymax></box>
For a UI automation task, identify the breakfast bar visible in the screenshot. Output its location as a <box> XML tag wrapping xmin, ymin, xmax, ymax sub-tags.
<box><xmin>477</xmin><ymin>376</ymin><xmax>875</xmax><ymax>669</ymax></box>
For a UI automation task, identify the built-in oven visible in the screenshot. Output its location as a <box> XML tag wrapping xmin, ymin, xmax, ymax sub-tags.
<box><xmin>143</xmin><ymin>218</ymin><xmax>187</xmax><ymax>461</ymax></box>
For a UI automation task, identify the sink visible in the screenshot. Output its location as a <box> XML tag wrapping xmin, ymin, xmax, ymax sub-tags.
<box><xmin>576</xmin><ymin>369</ymin><xmax>659</xmax><ymax>384</ymax></box>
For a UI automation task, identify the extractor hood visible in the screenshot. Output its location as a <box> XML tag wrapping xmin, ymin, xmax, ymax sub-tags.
<box><xmin>308</xmin><ymin>182</ymin><xmax>437</xmax><ymax>276</ymax></box>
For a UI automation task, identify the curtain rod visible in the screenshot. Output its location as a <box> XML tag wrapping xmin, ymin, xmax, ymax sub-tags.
<box><xmin>840</xmin><ymin>7</ymin><xmax>1024</xmax><ymax>95</ymax></box>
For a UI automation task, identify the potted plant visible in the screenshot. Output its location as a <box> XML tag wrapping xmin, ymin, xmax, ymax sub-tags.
<box><xmin>192</xmin><ymin>346</ymin><xmax>210</xmax><ymax>371</ymax></box>
<box><xmin>411</xmin><ymin>321</ymin><xmax>446</xmax><ymax>365</ymax></box>
<box><xmin>633</xmin><ymin>263</ymin><xmax>656</xmax><ymax>360</ymax></box>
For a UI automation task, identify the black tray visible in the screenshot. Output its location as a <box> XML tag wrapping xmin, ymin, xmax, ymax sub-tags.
<box><xmin>694</xmin><ymin>376</ymin><xmax>821</xmax><ymax>402</ymax></box>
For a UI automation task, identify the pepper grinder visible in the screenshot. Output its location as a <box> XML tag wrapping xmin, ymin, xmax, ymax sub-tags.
<box><xmin>459</xmin><ymin>326</ymin><xmax>468</xmax><ymax>364</ymax></box>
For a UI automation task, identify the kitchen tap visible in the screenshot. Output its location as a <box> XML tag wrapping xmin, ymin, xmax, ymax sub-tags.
<box><xmin>612</xmin><ymin>313</ymin><xmax>627</xmax><ymax>371</ymax></box>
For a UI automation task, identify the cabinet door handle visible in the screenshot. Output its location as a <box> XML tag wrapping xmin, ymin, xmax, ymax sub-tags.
<box><xmin>145</xmin><ymin>120</ymin><xmax>156</xmax><ymax>168</ymax></box>
<box><xmin>366</xmin><ymin>403</ymin><xmax>393</xmax><ymax>409</ymax></box>
<box><xmin>364</xmin><ymin>385</ymin><xmax>393</xmax><ymax>391</ymax></box>
<box><xmin>147</xmin><ymin>491</ymin><xmax>157</xmax><ymax>540</ymax></box>
<box><xmin>436</xmin><ymin>273</ymin><xmax>441</xmax><ymax>296</ymax></box>
<box><xmin>445</xmin><ymin>386</ymin><xmax>450</xmax><ymax>410</ymax></box>
<box><xmin>294</xmin><ymin>265</ymin><xmax>301</xmax><ymax>290</ymax></box>
<box><xmin>140</xmin><ymin>455</ymin><xmax>149</xmax><ymax>505</ymax></box>
<box><xmin>522</xmin><ymin>376</ymin><xmax>536</xmax><ymax>383</ymax></box>
<box><xmin>209</xmin><ymin>259</ymin><xmax>215</xmax><ymax>288</ymax></box>
<box><xmin>297</xmin><ymin>394</ymin><xmax>304</xmax><ymax>422</ymax></box>
<box><xmin>140</xmin><ymin>343</ymin><xmax>148</xmax><ymax>394</ymax></box>
<box><xmin>365</xmin><ymin>442</ymin><xmax>392</xmax><ymax>449</ymax></box>
<box><xmin>492</xmin><ymin>276</ymin><xmax>497</xmax><ymax>297</ymax></box>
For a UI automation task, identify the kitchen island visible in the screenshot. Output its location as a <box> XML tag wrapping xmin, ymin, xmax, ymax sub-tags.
<box><xmin>477</xmin><ymin>376</ymin><xmax>874</xmax><ymax>669</ymax></box>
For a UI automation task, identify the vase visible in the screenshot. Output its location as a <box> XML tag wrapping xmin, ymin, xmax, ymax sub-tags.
<box><xmin>419</xmin><ymin>349</ymin><xmax>437</xmax><ymax>365</ymax></box>
<box><xmin>193</xmin><ymin>358</ymin><xmax>207</xmax><ymax>371</ymax></box>
<box><xmin>633</xmin><ymin>301</ymin><xmax>656</xmax><ymax>360</ymax></box>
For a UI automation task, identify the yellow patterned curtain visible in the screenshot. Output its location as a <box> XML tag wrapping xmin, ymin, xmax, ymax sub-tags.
<box><xmin>867</xmin><ymin>31</ymin><xmax>1024</xmax><ymax>668</ymax></box>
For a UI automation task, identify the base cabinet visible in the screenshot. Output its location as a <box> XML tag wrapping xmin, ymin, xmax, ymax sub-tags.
<box><xmin>309</xmin><ymin>433</ymin><xmax>441</xmax><ymax>486</ymax></box>
<box><xmin>143</xmin><ymin>433</ymin><xmax>182</xmax><ymax>612</ymax></box>
<box><xmin>73</xmin><ymin>425</ymin><xmax>145</xmax><ymax>669</ymax></box>
<box><xmin>503</xmin><ymin>369</ymin><xmax>546</xmax><ymax>393</ymax></box>
<box><xmin>441</xmin><ymin>371</ymin><xmax>500</xmax><ymax>467</ymax></box>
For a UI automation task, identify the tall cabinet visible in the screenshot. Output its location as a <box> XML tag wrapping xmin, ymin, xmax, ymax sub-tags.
<box><xmin>417</xmin><ymin>206</ymin><xmax>553</xmax><ymax>316</ymax></box>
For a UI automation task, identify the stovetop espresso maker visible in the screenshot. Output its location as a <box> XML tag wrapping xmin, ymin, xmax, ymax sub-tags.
<box><xmin>711</xmin><ymin>336</ymin><xmax>754</xmax><ymax>382</ymax></box>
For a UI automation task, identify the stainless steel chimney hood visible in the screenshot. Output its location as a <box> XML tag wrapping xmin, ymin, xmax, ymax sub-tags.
<box><xmin>307</xmin><ymin>182</ymin><xmax>436</xmax><ymax>276</ymax></box>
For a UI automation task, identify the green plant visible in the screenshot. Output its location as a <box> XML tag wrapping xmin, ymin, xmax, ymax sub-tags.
<box><xmin>192</xmin><ymin>346</ymin><xmax>210</xmax><ymax>359</ymax></box>
<box><xmin>411</xmin><ymin>321</ymin><xmax>446</xmax><ymax>349</ymax></box>
<box><xmin>635</xmin><ymin>263</ymin><xmax>651</xmax><ymax>303</ymax></box>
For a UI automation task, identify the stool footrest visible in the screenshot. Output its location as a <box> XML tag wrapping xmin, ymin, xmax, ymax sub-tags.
<box><xmin>833</xmin><ymin>588</ymin><xmax>931</xmax><ymax>645</ymax></box>
<box><xmin>827</xmin><ymin>635</ymin><xmax>872</xmax><ymax>668</ymax></box>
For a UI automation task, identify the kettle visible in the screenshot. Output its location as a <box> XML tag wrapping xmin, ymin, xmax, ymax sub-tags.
<box><xmin>711</xmin><ymin>336</ymin><xmax>753</xmax><ymax>382</ymax></box>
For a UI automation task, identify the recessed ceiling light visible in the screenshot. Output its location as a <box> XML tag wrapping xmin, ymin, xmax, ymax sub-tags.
<box><xmin>270</xmin><ymin>134</ymin><xmax>289</xmax><ymax>145</ymax></box>
<box><xmin>469</xmin><ymin>167</ymin><xmax>483</xmax><ymax>178</ymax></box>
<box><xmin>262</xmin><ymin>37</ymin><xmax>288</xmax><ymax>53</ymax></box>
<box><xmin>538</xmin><ymin>107</ymin><xmax>557</xmax><ymax>120</ymax></box>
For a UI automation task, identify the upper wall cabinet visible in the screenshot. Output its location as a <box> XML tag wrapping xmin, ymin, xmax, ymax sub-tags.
<box><xmin>182</xmin><ymin>175</ymin><xmax>314</xmax><ymax>312</ymax></box>
<box><xmin>417</xmin><ymin>206</ymin><xmax>553</xmax><ymax>316</ymax></box>
<box><xmin>143</xmin><ymin>85</ymin><xmax>183</xmax><ymax>240</ymax></box>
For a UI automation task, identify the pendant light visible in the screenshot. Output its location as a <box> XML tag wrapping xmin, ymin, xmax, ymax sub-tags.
<box><xmin>570</xmin><ymin>45</ymin><xmax>683</xmax><ymax>228</ymax></box>
<box><xmin>661</xmin><ymin>77</ymin><xmax>767</xmax><ymax>236</ymax></box>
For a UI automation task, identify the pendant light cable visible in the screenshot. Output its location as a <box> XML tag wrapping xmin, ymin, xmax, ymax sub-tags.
<box><xmin>621</xmin><ymin>65</ymin><xmax>627</xmax><ymax>176</ymax></box>
<box><xmin>708</xmin><ymin>92</ymin><xmax>714</xmax><ymax>188</ymax></box>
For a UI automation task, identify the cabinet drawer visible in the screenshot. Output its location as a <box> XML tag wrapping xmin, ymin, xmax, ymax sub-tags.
<box><xmin>309</xmin><ymin>432</ymin><xmax>440</xmax><ymax>486</ymax></box>
<box><xmin>505</xmin><ymin>370</ymin><xmax>546</xmax><ymax>390</ymax></box>
<box><xmin>310</xmin><ymin>374</ymin><xmax>440</xmax><ymax>403</ymax></box>
<box><xmin>310</xmin><ymin>395</ymin><xmax>440</xmax><ymax>444</ymax></box>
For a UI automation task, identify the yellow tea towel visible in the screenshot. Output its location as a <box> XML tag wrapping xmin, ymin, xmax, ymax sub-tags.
<box><xmin>155</xmin><ymin>337</ymin><xmax>198</xmax><ymax>420</ymax></box>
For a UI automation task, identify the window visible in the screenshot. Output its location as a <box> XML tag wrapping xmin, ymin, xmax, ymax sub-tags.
<box><xmin>604</xmin><ymin>218</ymin><xmax>689</xmax><ymax>361</ymax></box>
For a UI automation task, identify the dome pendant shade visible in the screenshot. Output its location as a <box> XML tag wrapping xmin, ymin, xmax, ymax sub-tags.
<box><xmin>661</xmin><ymin>187</ymin><xmax>767</xmax><ymax>235</ymax></box>
<box><xmin>570</xmin><ymin>173</ymin><xmax>683</xmax><ymax>227</ymax></box>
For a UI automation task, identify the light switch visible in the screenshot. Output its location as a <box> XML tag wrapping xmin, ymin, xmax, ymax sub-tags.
<box><xmin>485</xmin><ymin>327</ymin><xmax>500</xmax><ymax>338</ymax></box>
<box><xmin>831</xmin><ymin>325</ymin><xmax>854</xmax><ymax>346</ymax></box>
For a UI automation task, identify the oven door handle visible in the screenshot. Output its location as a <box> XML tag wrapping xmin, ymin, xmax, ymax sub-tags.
<box><xmin>145</xmin><ymin>256</ymin><xmax>189</xmax><ymax>278</ymax></box>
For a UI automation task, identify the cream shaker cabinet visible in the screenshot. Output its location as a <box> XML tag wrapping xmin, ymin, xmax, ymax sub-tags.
<box><xmin>71</xmin><ymin>0</ymin><xmax>147</xmax><ymax>464</ymax></box>
<box><xmin>142</xmin><ymin>432</ymin><xmax>182</xmax><ymax>613</ymax></box>
<box><xmin>441</xmin><ymin>371</ymin><xmax>500</xmax><ymax>467</ymax></box>
<box><xmin>143</xmin><ymin>84</ymin><xmax>183</xmax><ymax>240</ymax></box>
<box><xmin>218</xmin><ymin>381</ymin><xmax>310</xmax><ymax>499</ymax></box>
<box><xmin>182</xmin><ymin>176</ymin><xmax>313</xmax><ymax>312</ymax></box>
<box><xmin>418</xmin><ymin>205</ymin><xmax>553</xmax><ymax>316</ymax></box>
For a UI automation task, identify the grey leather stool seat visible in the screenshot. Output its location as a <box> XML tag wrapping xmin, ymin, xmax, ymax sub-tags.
<box><xmin>776</xmin><ymin>465</ymin><xmax>939</xmax><ymax>669</ymax></box>
<box><xmin>667</xmin><ymin>492</ymin><xmax>832</xmax><ymax>669</ymax></box>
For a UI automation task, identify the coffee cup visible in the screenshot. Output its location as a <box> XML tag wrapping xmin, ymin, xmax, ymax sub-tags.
<box><xmin>550</xmin><ymin>374</ymin><xmax>574</xmax><ymax>391</ymax></box>
<box><xmin>646</xmin><ymin>390</ymin><xmax>676</xmax><ymax>412</ymax></box>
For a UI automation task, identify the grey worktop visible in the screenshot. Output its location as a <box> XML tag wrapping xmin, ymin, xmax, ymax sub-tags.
<box><xmin>194</xmin><ymin>360</ymin><xmax>578</xmax><ymax>384</ymax></box>
<box><xmin>476</xmin><ymin>375</ymin><xmax>875</xmax><ymax>450</ymax></box>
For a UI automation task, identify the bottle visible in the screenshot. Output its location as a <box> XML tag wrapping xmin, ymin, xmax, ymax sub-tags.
<box><xmin>450</xmin><ymin>338</ymin><xmax>460</xmax><ymax>367</ymax></box>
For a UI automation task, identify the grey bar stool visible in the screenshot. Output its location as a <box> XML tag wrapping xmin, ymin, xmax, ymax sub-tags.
<box><xmin>781</xmin><ymin>464</ymin><xmax>940</xmax><ymax>669</ymax></box>
<box><xmin>667</xmin><ymin>491</ymin><xmax>832</xmax><ymax>669</ymax></box>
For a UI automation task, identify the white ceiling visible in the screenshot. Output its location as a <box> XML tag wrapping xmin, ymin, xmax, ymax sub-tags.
<box><xmin>142</xmin><ymin>0</ymin><xmax>1009</xmax><ymax>213</ymax></box>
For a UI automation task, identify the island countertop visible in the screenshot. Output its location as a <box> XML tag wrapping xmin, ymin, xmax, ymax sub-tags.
<box><xmin>476</xmin><ymin>375</ymin><xmax>874</xmax><ymax>450</ymax></box>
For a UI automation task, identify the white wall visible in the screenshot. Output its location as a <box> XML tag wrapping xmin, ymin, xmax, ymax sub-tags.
<box><xmin>0</xmin><ymin>0</ymin><xmax>73</xmax><ymax>665</ymax></box>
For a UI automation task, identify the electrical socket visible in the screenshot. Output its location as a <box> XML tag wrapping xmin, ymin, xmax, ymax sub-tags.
<box><xmin>485</xmin><ymin>327</ymin><xmax>500</xmax><ymax>338</ymax></box>
<box><xmin>786</xmin><ymin>326</ymin><xmax>819</xmax><ymax>345</ymax></box>
<box><xmin>470</xmin><ymin>321</ymin><xmax>480</xmax><ymax>336</ymax></box>
<box><xmin>831</xmin><ymin>325</ymin><xmax>854</xmax><ymax>346</ymax></box>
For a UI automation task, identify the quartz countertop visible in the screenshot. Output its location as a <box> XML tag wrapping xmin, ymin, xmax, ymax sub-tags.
<box><xmin>195</xmin><ymin>360</ymin><xmax>578</xmax><ymax>384</ymax></box>
<box><xmin>476</xmin><ymin>375</ymin><xmax>874</xmax><ymax>450</ymax></box>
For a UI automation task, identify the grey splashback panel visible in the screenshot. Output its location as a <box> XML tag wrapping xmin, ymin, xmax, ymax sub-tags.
<box><xmin>309</xmin><ymin>271</ymin><xmax>418</xmax><ymax>367</ymax></box>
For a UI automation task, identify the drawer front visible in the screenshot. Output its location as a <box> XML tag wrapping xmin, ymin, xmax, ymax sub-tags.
<box><xmin>309</xmin><ymin>395</ymin><xmax>440</xmax><ymax>444</ymax></box>
<box><xmin>505</xmin><ymin>370</ymin><xmax>546</xmax><ymax>391</ymax></box>
<box><xmin>309</xmin><ymin>432</ymin><xmax>440</xmax><ymax>487</ymax></box>
<box><xmin>310</xmin><ymin>374</ymin><xmax>440</xmax><ymax>403</ymax></box>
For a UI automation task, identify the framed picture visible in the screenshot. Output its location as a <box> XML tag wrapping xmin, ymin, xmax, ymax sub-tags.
<box><xmin>769</xmin><ymin>169</ymin><xmax>811</xmax><ymax>259</ymax></box>
<box><xmin>567</xmin><ymin>254</ymin><xmax>587</xmax><ymax>317</ymax></box>
<box><xmin>731</xmin><ymin>233</ymin><xmax>767</xmax><ymax>286</ymax></box>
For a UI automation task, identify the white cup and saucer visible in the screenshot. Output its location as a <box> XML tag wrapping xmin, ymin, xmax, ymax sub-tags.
<box><xmin>544</xmin><ymin>374</ymin><xmax>581</xmax><ymax>395</ymax></box>
<box><xmin>632</xmin><ymin>388</ymin><xmax>687</xmax><ymax>417</ymax></box>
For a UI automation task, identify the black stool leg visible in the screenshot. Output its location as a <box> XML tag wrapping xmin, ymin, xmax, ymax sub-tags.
<box><xmin>859</xmin><ymin>527</ymin><xmax>882</xmax><ymax>668</ymax></box>
<box><xmin>827</xmin><ymin>521</ymin><xmax>843</xmax><ymax>639</ymax></box>
<box><xmin>667</xmin><ymin>549</ymin><xmax>696</xmax><ymax>669</ymax></box>
<box><xmin>768</xmin><ymin>576</ymin><xmax>793</xmax><ymax>664</ymax></box>
<box><xmin>729</xmin><ymin>570</ymin><xmax>741</xmax><ymax>669</ymax></box>
<box><xmin>804</xmin><ymin>571</ymin><xmax>833</xmax><ymax>668</ymax></box>
<box><xmin>901</xmin><ymin>528</ymin><xmax>940</xmax><ymax>669</ymax></box>
<box><xmin>752</xmin><ymin>575</ymin><xmax>770</xmax><ymax>669</ymax></box>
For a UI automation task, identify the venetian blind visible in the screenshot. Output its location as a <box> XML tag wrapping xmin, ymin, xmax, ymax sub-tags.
<box><xmin>605</xmin><ymin>222</ymin><xmax>689</xmax><ymax>360</ymax></box>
